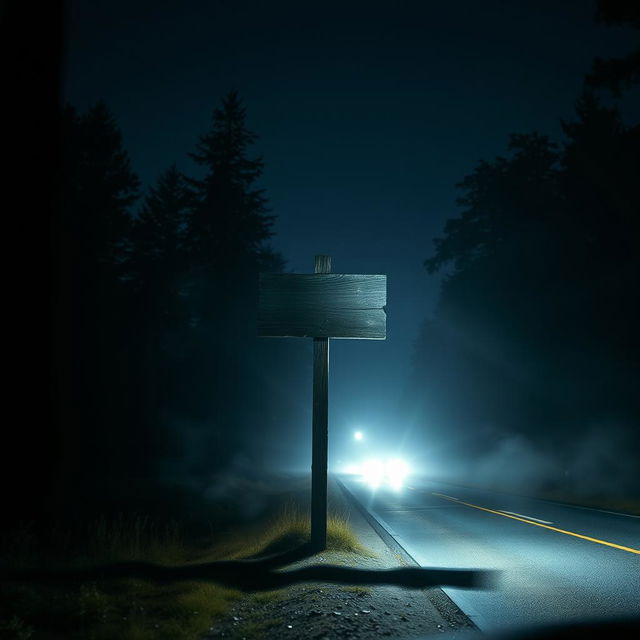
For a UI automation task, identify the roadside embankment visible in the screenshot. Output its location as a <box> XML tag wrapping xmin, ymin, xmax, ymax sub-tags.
<box><xmin>204</xmin><ymin>475</ymin><xmax>477</xmax><ymax>639</ymax></box>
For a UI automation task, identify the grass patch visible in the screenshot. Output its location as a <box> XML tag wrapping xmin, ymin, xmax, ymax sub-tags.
<box><xmin>1</xmin><ymin>502</ymin><xmax>370</xmax><ymax>639</ymax></box>
<box><xmin>214</xmin><ymin>503</ymin><xmax>369</xmax><ymax>560</ymax></box>
<box><xmin>252</xmin><ymin>590</ymin><xmax>283</xmax><ymax>603</ymax></box>
<box><xmin>1</xmin><ymin>579</ymin><xmax>239</xmax><ymax>640</ymax></box>
<box><xmin>234</xmin><ymin>616</ymin><xmax>283</xmax><ymax>639</ymax></box>
<box><xmin>0</xmin><ymin>515</ymin><xmax>241</xmax><ymax>640</ymax></box>
<box><xmin>341</xmin><ymin>585</ymin><xmax>370</xmax><ymax>595</ymax></box>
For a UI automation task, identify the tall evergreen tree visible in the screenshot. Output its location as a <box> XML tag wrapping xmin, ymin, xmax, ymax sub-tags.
<box><xmin>125</xmin><ymin>165</ymin><xmax>194</xmax><ymax>453</ymax></box>
<box><xmin>62</xmin><ymin>102</ymin><xmax>139</xmax><ymax>279</ymax></box>
<box><xmin>129</xmin><ymin>164</ymin><xmax>192</xmax><ymax>322</ymax></box>
<box><xmin>186</xmin><ymin>90</ymin><xmax>275</xmax><ymax>281</ymax></box>
<box><xmin>586</xmin><ymin>0</ymin><xmax>640</xmax><ymax>95</ymax></box>
<box><xmin>56</xmin><ymin>102</ymin><xmax>140</xmax><ymax>511</ymax></box>
<box><xmin>154</xmin><ymin>91</ymin><xmax>285</xmax><ymax>480</ymax></box>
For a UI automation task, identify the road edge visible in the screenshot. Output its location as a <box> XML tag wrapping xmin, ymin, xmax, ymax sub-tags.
<box><xmin>335</xmin><ymin>475</ymin><xmax>479</xmax><ymax>632</ymax></box>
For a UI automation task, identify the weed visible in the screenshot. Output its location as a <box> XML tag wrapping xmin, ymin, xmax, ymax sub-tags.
<box><xmin>215</xmin><ymin>502</ymin><xmax>369</xmax><ymax>560</ymax></box>
<box><xmin>235</xmin><ymin>616</ymin><xmax>284</xmax><ymax>638</ymax></box>
<box><xmin>253</xmin><ymin>590</ymin><xmax>283</xmax><ymax>603</ymax></box>
<box><xmin>341</xmin><ymin>585</ymin><xmax>370</xmax><ymax>595</ymax></box>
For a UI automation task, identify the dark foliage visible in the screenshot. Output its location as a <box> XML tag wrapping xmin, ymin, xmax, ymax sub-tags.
<box><xmin>50</xmin><ymin>93</ymin><xmax>307</xmax><ymax>521</ymax></box>
<box><xmin>186</xmin><ymin>90</ymin><xmax>276</xmax><ymax>273</ymax></box>
<box><xmin>54</xmin><ymin>102</ymin><xmax>143</xmax><ymax>510</ymax></box>
<box><xmin>409</xmin><ymin>13</ymin><xmax>640</xmax><ymax>498</ymax></box>
<box><xmin>594</xmin><ymin>0</ymin><xmax>640</xmax><ymax>28</ymax></box>
<box><xmin>148</xmin><ymin>91</ymin><xmax>296</xmax><ymax>484</ymax></box>
<box><xmin>411</xmin><ymin>94</ymin><xmax>639</xmax><ymax>495</ymax></box>
<box><xmin>586</xmin><ymin>0</ymin><xmax>640</xmax><ymax>95</ymax></box>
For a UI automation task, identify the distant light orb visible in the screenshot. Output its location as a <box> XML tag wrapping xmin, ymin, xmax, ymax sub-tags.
<box><xmin>354</xmin><ymin>431</ymin><xmax>363</xmax><ymax>441</ymax></box>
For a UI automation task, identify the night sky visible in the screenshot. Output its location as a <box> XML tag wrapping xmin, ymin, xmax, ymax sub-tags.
<box><xmin>61</xmin><ymin>0</ymin><xmax>638</xmax><ymax>463</ymax></box>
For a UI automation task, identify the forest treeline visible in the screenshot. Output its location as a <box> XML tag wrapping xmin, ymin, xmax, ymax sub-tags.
<box><xmin>50</xmin><ymin>92</ymin><xmax>308</xmax><ymax>520</ymax></box>
<box><xmin>408</xmin><ymin>2</ymin><xmax>639</xmax><ymax>496</ymax></box>
<box><xmin>40</xmin><ymin>0</ymin><xmax>639</xmax><ymax>523</ymax></box>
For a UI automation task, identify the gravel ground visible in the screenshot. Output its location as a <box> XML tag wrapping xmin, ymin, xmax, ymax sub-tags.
<box><xmin>205</xmin><ymin>580</ymin><xmax>463</xmax><ymax>639</ymax></box>
<box><xmin>202</xmin><ymin>478</ymin><xmax>478</xmax><ymax>640</ymax></box>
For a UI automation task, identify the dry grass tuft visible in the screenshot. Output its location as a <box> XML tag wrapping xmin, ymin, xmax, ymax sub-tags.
<box><xmin>213</xmin><ymin>503</ymin><xmax>368</xmax><ymax>560</ymax></box>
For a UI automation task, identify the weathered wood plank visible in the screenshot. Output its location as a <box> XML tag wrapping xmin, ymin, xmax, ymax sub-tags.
<box><xmin>258</xmin><ymin>273</ymin><xmax>387</xmax><ymax>339</ymax></box>
<box><xmin>259</xmin><ymin>274</ymin><xmax>386</xmax><ymax>310</ymax></box>
<box><xmin>258</xmin><ymin>309</ymin><xmax>386</xmax><ymax>339</ymax></box>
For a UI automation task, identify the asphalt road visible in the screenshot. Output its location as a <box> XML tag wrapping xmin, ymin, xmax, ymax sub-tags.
<box><xmin>340</xmin><ymin>475</ymin><xmax>640</xmax><ymax>634</ymax></box>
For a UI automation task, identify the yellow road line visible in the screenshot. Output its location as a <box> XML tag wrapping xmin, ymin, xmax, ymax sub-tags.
<box><xmin>432</xmin><ymin>493</ymin><xmax>640</xmax><ymax>556</ymax></box>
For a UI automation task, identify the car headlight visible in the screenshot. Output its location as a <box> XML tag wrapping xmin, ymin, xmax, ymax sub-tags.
<box><xmin>347</xmin><ymin>457</ymin><xmax>411</xmax><ymax>490</ymax></box>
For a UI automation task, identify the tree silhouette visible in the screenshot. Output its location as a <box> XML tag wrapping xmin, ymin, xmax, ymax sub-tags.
<box><xmin>586</xmin><ymin>0</ymin><xmax>639</xmax><ymax>95</ymax></box>
<box><xmin>186</xmin><ymin>90</ymin><xmax>275</xmax><ymax>280</ymax></box>
<box><xmin>412</xmin><ymin>94</ymin><xmax>639</xmax><ymax>493</ymax></box>
<box><xmin>61</xmin><ymin>102</ymin><xmax>139</xmax><ymax>277</ymax></box>
<box><xmin>425</xmin><ymin>133</ymin><xmax>560</xmax><ymax>277</ymax></box>
<box><xmin>558</xmin><ymin>93</ymin><xmax>640</xmax><ymax>422</ymax></box>
<box><xmin>141</xmin><ymin>91</ymin><xmax>290</xmax><ymax>482</ymax></box>
<box><xmin>56</xmin><ymin>102</ymin><xmax>140</xmax><ymax>511</ymax></box>
<box><xmin>53</xmin><ymin>93</ymin><xmax>305</xmax><ymax>515</ymax></box>
<box><xmin>123</xmin><ymin>165</ymin><xmax>195</xmax><ymax>460</ymax></box>
<box><xmin>129</xmin><ymin>164</ymin><xmax>192</xmax><ymax>323</ymax></box>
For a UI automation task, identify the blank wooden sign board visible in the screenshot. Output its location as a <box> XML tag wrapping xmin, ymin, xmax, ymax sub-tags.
<box><xmin>258</xmin><ymin>256</ymin><xmax>387</xmax><ymax>550</ymax></box>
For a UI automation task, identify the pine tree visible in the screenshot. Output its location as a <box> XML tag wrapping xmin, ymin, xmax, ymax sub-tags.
<box><xmin>166</xmin><ymin>92</ymin><xmax>283</xmax><ymax>476</ymax></box>
<box><xmin>56</xmin><ymin>102</ymin><xmax>141</xmax><ymax>508</ymax></box>
<box><xmin>586</xmin><ymin>0</ymin><xmax>640</xmax><ymax>95</ymax></box>
<box><xmin>129</xmin><ymin>164</ymin><xmax>192</xmax><ymax>324</ymax></box>
<box><xmin>62</xmin><ymin>101</ymin><xmax>139</xmax><ymax>280</ymax></box>
<box><xmin>120</xmin><ymin>165</ymin><xmax>195</xmax><ymax>464</ymax></box>
<box><xmin>186</xmin><ymin>91</ymin><xmax>275</xmax><ymax>278</ymax></box>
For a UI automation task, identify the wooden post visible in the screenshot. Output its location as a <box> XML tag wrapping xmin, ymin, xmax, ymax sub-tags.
<box><xmin>257</xmin><ymin>255</ymin><xmax>386</xmax><ymax>550</ymax></box>
<box><xmin>311</xmin><ymin>255</ymin><xmax>331</xmax><ymax>550</ymax></box>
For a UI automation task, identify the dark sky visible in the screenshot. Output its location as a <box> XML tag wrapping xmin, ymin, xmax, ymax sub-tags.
<box><xmin>62</xmin><ymin>0</ymin><xmax>637</xmax><ymax>461</ymax></box>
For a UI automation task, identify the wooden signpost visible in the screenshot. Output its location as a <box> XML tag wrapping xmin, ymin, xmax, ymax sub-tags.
<box><xmin>258</xmin><ymin>256</ymin><xmax>387</xmax><ymax>550</ymax></box>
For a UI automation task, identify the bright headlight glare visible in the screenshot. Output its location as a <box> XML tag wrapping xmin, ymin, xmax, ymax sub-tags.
<box><xmin>386</xmin><ymin>458</ymin><xmax>410</xmax><ymax>490</ymax></box>
<box><xmin>355</xmin><ymin>457</ymin><xmax>410</xmax><ymax>490</ymax></box>
<box><xmin>343</xmin><ymin>463</ymin><xmax>361</xmax><ymax>475</ymax></box>
<box><xmin>361</xmin><ymin>458</ymin><xmax>385</xmax><ymax>489</ymax></box>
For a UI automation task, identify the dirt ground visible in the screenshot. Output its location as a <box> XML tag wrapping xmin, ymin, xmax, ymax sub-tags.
<box><xmin>203</xmin><ymin>478</ymin><xmax>478</xmax><ymax>640</ymax></box>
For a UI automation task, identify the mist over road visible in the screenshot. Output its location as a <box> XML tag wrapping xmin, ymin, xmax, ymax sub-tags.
<box><xmin>341</xmin><ymin>476</ymin><xmax>640</xmax><ymax>633</ymax></box>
